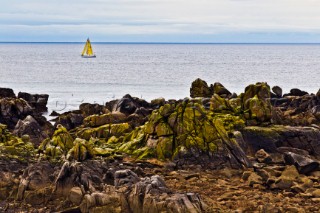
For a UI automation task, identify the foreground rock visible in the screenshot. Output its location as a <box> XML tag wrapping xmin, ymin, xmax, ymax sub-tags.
<box><xmin>13</xmin><ymin>160</ymin><xmax>207</xmax><ymax>212</ymax></box>
<box><xmin>0</xmin><ymin>80</ymin><xmax>320</xmax><ymax>212</ymax></box>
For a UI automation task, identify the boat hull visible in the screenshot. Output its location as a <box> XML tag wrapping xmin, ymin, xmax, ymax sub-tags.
<box><xmin>81</xmin><ymin>55</ymin><xmax>96</xmax><ymax>58</ymax></box>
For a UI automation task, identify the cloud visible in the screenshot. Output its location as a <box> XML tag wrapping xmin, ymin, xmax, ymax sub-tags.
<box><xmin>1</xmin><ymin>0</ymin><xmax>320</xmax><ymax>42</ymax></box>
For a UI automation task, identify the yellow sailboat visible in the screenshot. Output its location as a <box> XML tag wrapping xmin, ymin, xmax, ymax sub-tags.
<box><xmin>81</xmin><ymin>38</ymin><xmax>96</xmax><ymax>58</ymax></box>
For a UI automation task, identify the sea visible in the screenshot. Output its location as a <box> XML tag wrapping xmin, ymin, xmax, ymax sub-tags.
<box><xmin>0</xmin><ymin>43</ymin><xmax>319</xmax><ymax>114</ymax></box>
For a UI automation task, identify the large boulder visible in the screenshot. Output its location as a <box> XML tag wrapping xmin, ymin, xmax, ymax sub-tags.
<box><xmin>117</xmin><ymin>99</ymin><xmax>250</xmax><ymax>169</ymax></box>
<box><xmin>241</xmin><ymin>82</ymin><xmax>272</xmax><ymax>125</ymax></box>
<box><xmin>79</xmin><ymin>102</ymin><xmax>107</xmax><ymax>117</ymax></box>
<box><xmin>13</xmin><ymin>115</ymin><xmax>49</xmax><ymax>146</ymax></box>
<box><xmin>272</xmin><ymin>86</ymin><xmax>282</xmax><ymax>98</ymax></box>
<box><xmin>114</xmin><ymin>94</ymin><xmax>150</xmax><ymax>115</ymax></box>
<box><xmin>284</xmin><ymin>152</ymin><xmax>319</xmax><ymax>174</ymax></box>
<box><xmin>18</xmin><ymin>92</ymin><xmax>49</xmax><ymax>113</ymax></box>
<box><xmin>190</xmin><ymin>78</ymin><xmax>212</xmax><ymax>98</ymax></box>
<box><xmin>0</xmin><ymin>98</ymin><xmax>33</xmax><ymax>129</ymax></box>
<box><xmin>240</xmin><ymin>125</ymin><xmax>320</xmax><ymax>158</ymax></box>
<box><xmin>284</xmin><ymin>88</ymin><xmax>308</xmax><ymax>97</ymax></box>
<box><xmin>54</xmin><ymin>111</ymin><xmax>84</xmax><ymax>130</ymax></box>
<box><xmin>0</xmin><ymin>88</ymin><xmax>16</xmax><ymax>98</ymax></box>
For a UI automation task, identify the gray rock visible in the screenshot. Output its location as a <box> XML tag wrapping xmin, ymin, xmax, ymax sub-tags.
<box><xmin>284</xmin><ymin>152</ymin><xmax>320</xmax><ymax>174</ymax></box>
<box><xmin>272</xmin><ymin>86</ymin><xmax>282</xmax><ymax>97</ymax></box>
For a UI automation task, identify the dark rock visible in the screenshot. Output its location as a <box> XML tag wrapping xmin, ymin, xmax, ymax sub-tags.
<box><xmin>190</xmin><ymin>78</ymin><xmax>212</xmax><ymax>98</ymax></box>
<box><xmin>50</xmin><ymin>111</ymin><xmax>60</xmax><ymax>116</ymax></box>
<box><xmin>0</xmin><ymin>98</ymin><xmax>33</xmax><ymax>129</ymax></box>
<box><xmin>241</xmin><ymin>126</ymin><xmax>320</xmax><ymax>158</ymax></box>
<box><xmin>150</xmin><ymin>97</ymin><xmax>166</xmax><ymax>109</ymax></box>
<box><xmin>213</xmin><ymin>82</ymin><xmax>231</xmax><ymax>98</ymax></box>
<box><xmin>284</xmin><ymin>152</ymin><xmax>319</xmax><ymax>174</ymax></box>
<box><xmin>230</xmin><ymin>92</ymin><xmax>238</xmax><ymax>99</ymax></box>
<box><xmin>55</xmin><ymin>112</ymin><xmax>84</xmax><ymax>130</ymax></box>
<box><xmin>284</xmin><ymin>88</ymin><xmax>308</xmax><ymax>97</ymax></box>
<box><xmin>272</xmin><ymin>86</ymin><xmax>282</xmax><ymax>97</ymax></box>
<box><xmin>115</xmin><ymin>94</ymin><xmax>149</xmax><ymax>115</ymax></box>
<box><xmin>13</xmin><ymin>115</ymin><xmax>49</xmax><ymax>146</ymax></box>
<box><xmin>0</xmin><ymin>88</ymin><xmax>16</xmax><ymax>98</ymax></box>
<box><xmin>18</xmin><ymin>92</ymin><xmax>49</xmax><ymax>113</ymax></box>
<box><xmin>79</xmin><ymin>103</ymin><xmax>107</xmax><ymax>116</ymax></box>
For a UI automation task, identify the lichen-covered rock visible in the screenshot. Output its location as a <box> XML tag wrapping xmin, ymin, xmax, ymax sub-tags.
<box><xmin>210</xmin><ymin>94</ymin><xmax>230</xmax><ymax>112</ymax></box>
<box><xmin>114</xmin><ymin>99</ymin><xmax>250</xmax><ymax>169</ymax></box>
<box><xmin>67</xmin><ymin>138</ymin><xmax>95</xmax><ymax>161</ymax></box>
<box><xmin>190</xmin><ymin>78</ymin><xmax>212</xmax><ymax>98</ymax></box>
<box><xmin>0</xmin><ymin>123</ymin><xmax>35</xmax><ymax>161</ymax></box>
<box><xmin>241</xmin><ymin>82</ymin><xmax>272</xmax><ymax>124</ymax></box>
<box><xmin>77</xmin><ymin>122</ymin><xmax>131</xmax><ymax>141</ymax></box>
<box><xmin>213</xmin><ymin>82</ymin><xmax>231</xmax><ymax>98</ymax></box>
<box><xmin>39</xmin><ymin>125</ymin><xmax>74</xmax><ymax>159</ymax></box>
<box><xmin>83</xmin><ymin>112</ymin><xmax>127</xmax><ymax>127</ymax></box>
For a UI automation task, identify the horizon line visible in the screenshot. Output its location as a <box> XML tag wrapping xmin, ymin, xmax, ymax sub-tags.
<box><xmin>1</xmin><ymin>41</ymin><xmax>320</xmax><ymax>45</ymax></box>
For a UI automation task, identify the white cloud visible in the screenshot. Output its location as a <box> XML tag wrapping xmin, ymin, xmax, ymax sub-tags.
<box><xmin>1</xmin><ymin>0</ymin><xmax>320</xmax><ymax>41</ymax></box>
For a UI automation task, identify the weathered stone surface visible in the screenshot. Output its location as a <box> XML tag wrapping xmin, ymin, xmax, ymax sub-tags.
<box><xmin>273</xmin><ymin>165</ymin><xmax>299</xmax><ymax>190</ymax></box>
<box><xmin>255</xmin><ymin>149</ymin><xmax>272</xmax><ymax>164</ymax></box>
<box><xmin>69</xmin><ymin>187</ymin><xmax>83</xmax><ymax>205</ymax></box>
<box><xmin>116</xmin><ymin>99</ymin><xmax>250</xmax><ymax>169</ymax></box>
<box><xmin>54</xmin><ymin>111</ymin><xmax>84</xmax><ymax>130</ymax></box>
<box><xmin>190</xmin><ymin>78</ymin><xmax>212</xmax><ymax>98</ymax></box>
<box><xmin>0</xmin><ymin>98</ymin><xmax>33</xmax><ymax>129</ymax></box>
<box><xmin>241</xmin><ymin>125</ymin><xmax>320</xmax><ymax>157</ymax></box>
<box><xmin>284</xmin><ymin>152</ymin><xmax>319</xmax><ymax>174</ymax></box>
<box><xmin>13</xmin><ymin>115</ymin><xmax>48</xmax><ymax>146</ymax></box>
<box><xmin>18</xmin><ymin>92</ymin><xmax>49</xmax><ymax>113</ymax></box>
<box><xmin>79</xmin><ymin>102</ymin><xmax>107</xmax><ymax>116</ymax></box>
<box><xmin>213</xmin><ymin>82</ymin><xmax>231</xmax><ymax>98</ymax></box>
<box><xmin>242</xmin><ymin>82</ymin><xmax>272</xmax><ymax>124</ymax></box>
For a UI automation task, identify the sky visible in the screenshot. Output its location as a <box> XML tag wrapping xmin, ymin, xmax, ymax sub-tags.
<box><xmin>1</xmin><ymin>0</ymin><xmax>320</xmax><ymax>43</ymax></box>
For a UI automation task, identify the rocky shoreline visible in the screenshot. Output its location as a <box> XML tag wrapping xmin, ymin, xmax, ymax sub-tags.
<box><xmin>0</xmin><ymin>79</ymin><xmax>320</xmax><ymax>212</ymax></box>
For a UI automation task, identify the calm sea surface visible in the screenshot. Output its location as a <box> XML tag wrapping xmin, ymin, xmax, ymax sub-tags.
<box><xmin>0</xmin><ymin>43</ymin><xmax>319</xmax><ymax>113</ymax></box>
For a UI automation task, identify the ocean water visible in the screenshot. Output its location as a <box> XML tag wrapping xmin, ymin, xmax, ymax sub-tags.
<box><xmin>0</xmin><ymin>43</ymin><xmax>319</xmax><ymax>114</ymax></box>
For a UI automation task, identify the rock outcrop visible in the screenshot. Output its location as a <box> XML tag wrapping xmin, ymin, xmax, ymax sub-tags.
<box><xmin>18</xmin><ymin>92</ymin><xmax>49</xmax><ymax>113</ymax></box>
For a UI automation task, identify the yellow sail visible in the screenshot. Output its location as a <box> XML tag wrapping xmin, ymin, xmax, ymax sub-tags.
<box><xmin>81</xmin><ymin>38</ymin><xmax>96</xmax><ymax>57</ymax></box>
<box><xmin>86</xmin><ymin>40</ymin><xmax>93</xmax><ymax>56</ymax></box>
<box><xmin>81</xmin><ymin>41</ymin><xmax>88</xmax><ymax>56</ymax></box>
